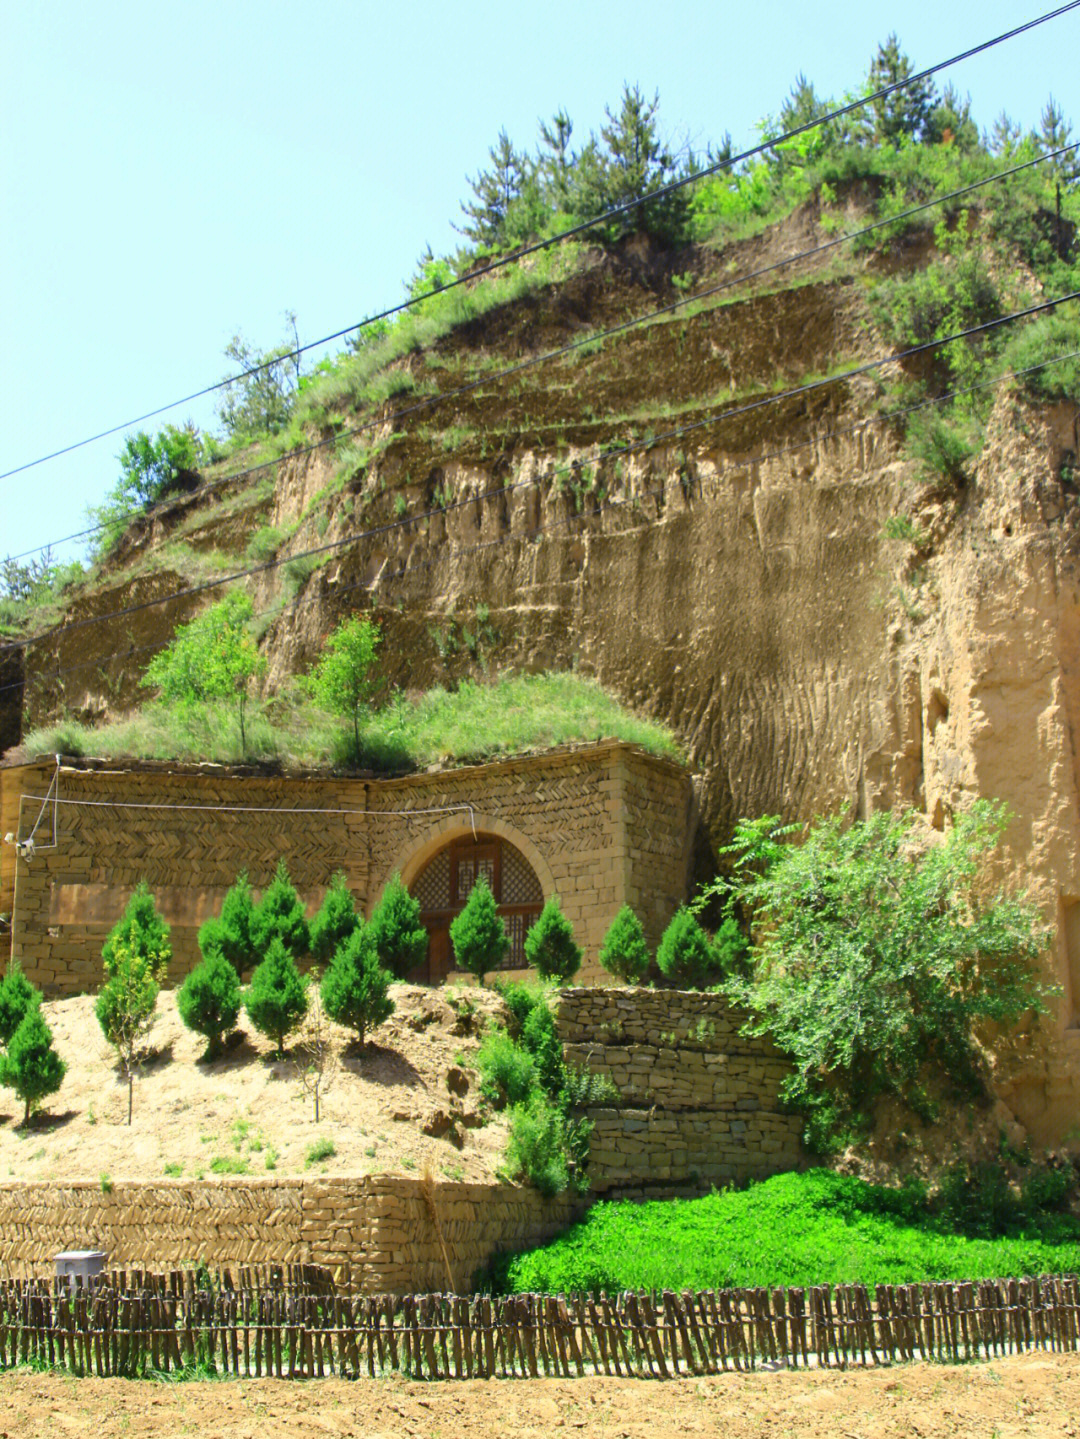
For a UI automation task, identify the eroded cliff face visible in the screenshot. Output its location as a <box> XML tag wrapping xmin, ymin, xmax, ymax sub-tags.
<box><xmin>17</xmin><ymin>224</ymin><xmax>1080</xmax><ymax>1142</ymax></box>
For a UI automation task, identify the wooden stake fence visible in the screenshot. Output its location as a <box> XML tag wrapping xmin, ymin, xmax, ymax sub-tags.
<box><xmin>0</xmin><ymin>1271</ymin><xmax>1076</xmax><ymax>1379</ymax></box>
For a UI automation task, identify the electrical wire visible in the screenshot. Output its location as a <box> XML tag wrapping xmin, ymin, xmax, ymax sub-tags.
<box><xmin>2</xmin><ymin>0</ymin><xmax>1076</xmax><ymax>483</ymax></box>
<box><xmin>6</xmin><ymin>341</ymin><xmax>1077</xmax><ymax>702</ymax></box>
<box><xmin>6</xmin><ymin>141</ymin><xmax>1076</xmax><ymax>568</ymax></box>
<box><xmin>4</xmin><ymin>290</ymin><xmax>1075</xmax><ymax>684</ymax></box>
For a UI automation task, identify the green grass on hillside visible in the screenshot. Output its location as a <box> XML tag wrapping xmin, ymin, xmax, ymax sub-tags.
<box><xmin>17</xmin><ymin>672</ymin><xmax>681</xmax><ymax>773</ymax></box>
<box><xmin>490</xmin><ymin>1170</ymin><xmax>1080</xmax><ymax>1294</ymax></box>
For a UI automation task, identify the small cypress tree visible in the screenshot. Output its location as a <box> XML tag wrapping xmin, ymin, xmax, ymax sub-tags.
<box><xmin>244</xmin><ymin>937</ymin><xmax>308</xmax><ymax>1058</ymax></box>
<box><xmin>523</xmin><ymin>896</ymin><xmax>581</xmax><ymax>983</ymax></box>
<box><xmin>711</xmin><ymin>915</ymin><xmax>750</xmax><ymax>977</ymax></box>
<box><xmin>368</xmin><ymin>873</ymin><xmax>427</xmax><ymax>980</ymax></box>
<box><xmin>178</xmin><ymin>950</ymin><xmax>242</xmax><ymax>1059</ymax></box>
<box><xmin>309</xmin><ymin>872</ymin><xmax>361</xmax><ymax>965</ymax></box>
<box><xmin>216</xmin><ymin>870</ymin><xmax>259</xmax><ymax>975</ymax></box>
<box><xmin>0</xmin><ymin>1006</ymin><xmax>65</xmax><ymax>1125</ymax></box>
<box><xmin>101</xmin><ymin>881</ymin><xmax>171</xmax><ymax>983</ymax></box>
<box><xmin>598</xmin><ymin>906</ymin><xmax>650</xmax><ymax>984</ymax></box>
<box><xmin>449</xmin><ymin>876</ymin><xmax>508</xmax><ymax>985</ymax></box>
<box><xmin>656</xmin><ymin>907</ymin><xmax>716</xmax><ymax>988</ymax></box>
<box><xmin>321</xmin><ymin>925</ymin><xmax>394</xmax><ymax>1047</ymax></box>
<box><xmin>96</xmin><ymin>938</ymin><xmax>160</xmax><ymax>1124</ymax></box>
<box><xmin>250</xmin><ymin>860</ymin><xmax>310</xmax><ymax>961</ymax></box>
<box><xmin>0</xmin><ymin>961</ymin><xmax>39</xmax><ymax>1047</ymax></box>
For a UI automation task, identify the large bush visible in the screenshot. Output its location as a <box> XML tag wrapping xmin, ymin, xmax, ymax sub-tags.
<box><xmin>320</xmin><ymin>925</ymin><xmax>394</xmax><ymax>1047</ymax></box>
<box><xmin>523</xmin><ymin>897</ymin><xmax>581</xmax><ymax>983</ymax></box>
<box><xmin>449</xmin><ymin>877</ymin><xmax>508</xmax><ymax>984</ymax></box>
<box><xmin>244</xmin><ymin>938</ymin><xmax>308</xmax><ymax>1058</ymax></box>
<box><xmin>720</xmin><ymin>801</ymin><xmax>1051</xmax><ymax>1149</ymax></box>
<box><xmin>368</xmin><ymin>873</ymin><xmax>427</xmax><ymax>979</ymax></box>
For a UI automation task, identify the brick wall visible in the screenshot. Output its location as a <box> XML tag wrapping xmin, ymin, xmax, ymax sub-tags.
<box><xmin>1</xmin><ymin>744</ymin><xmax>691</xmax><ymax>995</ymax></box>
<box><xmin>557</xmin><ymin>987</ymin><xmax>804</xmax><ymax>1195</ymax></box>
<box><xmin>0</xmin><ymin>1176</ymin><xmax>579</xmax><ymax>1292</ymax></box>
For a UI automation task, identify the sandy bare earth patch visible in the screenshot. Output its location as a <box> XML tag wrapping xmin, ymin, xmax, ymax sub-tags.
<box><xmin>0</xmin><ymin>983</ymin><xmax>508</xmax><ymax>1184</ymax></box>
<box><xmin>1</xmin><ymin>1352</ymin><xmax>1078</xmax><ymax>1438</ymax></box>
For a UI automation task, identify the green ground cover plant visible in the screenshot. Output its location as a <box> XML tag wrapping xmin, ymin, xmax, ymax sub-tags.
<box><xmin>490</xmin><ymin>1167</ymin><xmax>1080</xmax><ymax>1294</ymax></box>
<box><xmin>17</xmin><ymin>672</ymin><xmax>681</xmax><ymax>772</ymax></box>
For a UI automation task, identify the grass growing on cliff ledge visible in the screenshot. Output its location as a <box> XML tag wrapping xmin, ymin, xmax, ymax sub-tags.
<box><xmin>488</xmin><ymin>1170</ymin><xmax>1080</xmax><ymax>1294</ymax></box>
<box><xmin>17</xmin><ymin>672</ymin><xmax>680</xmax><ymax>773</ymax></box>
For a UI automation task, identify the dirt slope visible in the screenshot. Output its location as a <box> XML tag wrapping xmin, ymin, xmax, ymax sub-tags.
<box><xmin>0</xmin><ymin>984</ymin><xmax>507</xmax><ymax>1184</ymax></box>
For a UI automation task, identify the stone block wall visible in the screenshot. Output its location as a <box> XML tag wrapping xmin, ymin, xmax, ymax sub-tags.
<box><xmin>0</xmin><ymin>1175</ymin><xmax>578</xmax><ymax>1291</ymax></box>
<box><xmin>558</xmin><ymin>987</ymin><xmax>804</xmax><ymax>1195</ymax></box>
<box><xmin>1</xmin><ymin>743</ymin><xmax>691</xmax><ymax>996</ymax></box>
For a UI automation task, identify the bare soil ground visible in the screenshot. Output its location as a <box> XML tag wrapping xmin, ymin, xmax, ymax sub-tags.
<box><xmin>0</xmin><ymin>983</ymin><xmax>507</xmax><ymax>1183</ymax></box>
<box><xmin>1</xmin><ymin>1353</ymin><xmax>1077</xmax><ymax>1438</ymax></box>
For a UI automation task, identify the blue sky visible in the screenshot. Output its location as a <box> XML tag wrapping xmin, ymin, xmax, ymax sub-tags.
<box><xmin>2</xmin><ymin>0</ymin><xmax>1077</xmax><ymax>563</ymax></box>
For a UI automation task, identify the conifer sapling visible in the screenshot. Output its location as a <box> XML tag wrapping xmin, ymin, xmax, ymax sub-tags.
<box><xmin>309</xmin><ymin>872</ymin><xmax>361</xmax><ymax>964</ymax></box>
<box><xmin>250</xmin><ymin>860</ymin><xmax>310</xmax><ymax>961</ymax></box>
<box><xmin>523</xmin><ymin>896</ymin><xmax>581</xmax><ymax>983</ymax></box>
<box><xmin>244</xmin><ymin>937</ymin><xmax>309</xmax><ymax>1058</ymax></box>
<box><xmin>96</xmin><ymin>938</ymin><xmax>160</xmax><ymax>1124</ymax></box>
<box><xmin>321</xmin><ymin>925</ymin><xmax>394</xmax><ymax>1048</ymax></box>
<box><xmin>598</xmin><ymin>905</ymin><xmax>650</xmax><ymax>984</ymax></box>
<box><xmin>102</xmin><ymin>881</ymin><xmax>171</xmax><ymax>983</ymax></box>
<box><xmin>368</xmin><ymin>873</ymin><xmax>427</xmax><ymax>979</ymax></box>
<box><xmin>0</xmin><ymin>961</ymin><xmax>39</xmax><ymax>1047</ymax></box>
<box><xmin>449</xmin><ymin>876</ymin><xmax>508</xmax><ymax>985</ymax></box>
<box><xmin>656</xmin><ymin>907</ymin><xmax>716</xmax><ymax>988</ymax></box>
<box><xmin>213</xmin><ymin>869</ymin><xmax>259</xmax><ymax>975</ymax></box>
<box><xmin>178</xmin><ymin>949</ymin><xmax>242</xmax><ymax>1059</ymax></box>
<box><xmin>1</xmin><ymin>1005</ymin><xmax>66</xmax><ymax>1125</ymax></box>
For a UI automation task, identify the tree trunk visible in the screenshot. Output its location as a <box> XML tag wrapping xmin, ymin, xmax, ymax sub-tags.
<box><xmin>23</xmin><ymin>1097</ymin><xmax>29</xmax><ymax>1126</ymax></box>
<box><xmin>128</xmin><ymin>1070</ymin><xmax>133</xmax><ymax>1126</ymax></box>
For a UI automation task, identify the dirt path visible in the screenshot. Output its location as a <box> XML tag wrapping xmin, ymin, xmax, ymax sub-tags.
<box><xmin>2</xmin><ymin>1353</ymin><xmax>1077</xmax><ymax>1438</ymax></box>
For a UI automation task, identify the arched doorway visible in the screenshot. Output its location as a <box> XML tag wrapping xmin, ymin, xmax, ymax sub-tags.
<box><xmin>409</xmin><ymin>831</ymin><xmax>544</xmax><ymax>983</ymax></box>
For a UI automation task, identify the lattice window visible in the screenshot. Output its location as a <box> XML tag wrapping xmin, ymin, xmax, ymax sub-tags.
<box><xmin>456</xmin><ymin>854</ymin><xmax>495</xmax><ymax>903</ymax></box>
<box><xmin>503</xmin><ymin>912</ymin><xmax>531</xmax><ymax>967</ymax></box>
<box><xmin>502</xmin><ymin>846</ymin><xmax>543</xmax><ymax>906</ymax></box>
<box><xmin>412</xmin><ymin>849</ymin><xmax>451</xmax><ymax>911</ymax></box>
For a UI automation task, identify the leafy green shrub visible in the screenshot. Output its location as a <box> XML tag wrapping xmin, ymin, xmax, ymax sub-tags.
<box><xmin>710</xmin><ymin>916</ymin><xmax>749</xmax><ymax>978</ymax></box>
<box><xmin>177</xmin><ymin>951</ymin><xmax>242</xmax><ymax>1059</ymax></box>
<box><xmin>244</xmin><ymin>937</ymin><xmax>309</xmax><ymax>1058</ymax></box>
<box><xmin>250</xmin><ymin>860</ymin><xmax>310</xmax><ymax>962</ymax></box>
<box><xmin>520</xmin><ymin>1002</ymin><xmax>566</xmax><ymax>1097</ymax></box>
<box><xmin>101</xmin><ymin>882</ymin><xmax>171</xmax><ymax>983</ymax></box>
<box><xmin>0</xmin><ymin>1006</ymin><xmax>65</xmax><ymax>1125</ymax></box>
<box><xmin>305</xmin><ymin>1138</ymin><xmax>336</xmax><ymax>1167</ymax></box>
<box><xmin>309</xmin><ymin>872</ymin><xmax>361</xmax><ymax>965</ymax></box>
<box><xmin>656</xmin><ymin>907</ymin><xmax>717</xmax><ymax>987</ymax></box>
<box><xmin>476</xmin><ymin>1027</ymin><xmax>536</xmax><ymax>1106</ymax></box>
<box><xmin>494</xmin><ymin>979</ymin><xmax>547</xmax><ymax>1038</ymax></box>
<box><xmin>722</xmin><ymin>801</ymin><xmax>1051</xmax><ymax>1149</ymax></box>
<box><xmin>504</xmin><ymin>1092</ymin><xmax>588</xmax><ymax>1198</ymax></box>
<box><xmin>598</xmin><ymin>906</ymin><xmax>650</xmax><ymax>984</ymax></box>
<box><xmin>0</xmin><ymin>962</ymin><xmax>39</xmax><ymax>1047</ymax></box>
<box><xmin>492</xmin><ymin>1169</ymin><xmax>1080</xmax><ymax>1295</ymax></box>
<box><xmin>523</xmin><ymin>896</ymin><xmax>581</xmax><ymax>983</ymax></box>
<box><xmin>561</xmin><ymin>1064</ymin><xmax>620</xmax><ymax>1108</ymax></box>
<box><xmin>95</xmin><ymin>939</ymin><xmax>159</xmax><ymax>1123</ymax></box>
<box><xmin>905</xmin><ymin>409</ymin><xmax>979</xmax><ymax>485</ymax></box>
<box><xmin>320</xmin><ymin>925</ymin><xmax>394</xmax><ymax>1047</ymax></box>
<box><xmin>368</xmin><ymin>873</ymin><xmax>428</xmax><ymax>979</ymax></box>
<box><xmin>449</xmin><ymin>877</ymin><xmax>508</xmax><ymax>984</ymax></box>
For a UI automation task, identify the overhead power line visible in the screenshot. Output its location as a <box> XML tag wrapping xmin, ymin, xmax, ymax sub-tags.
<box><xmin>3</xmin><ymin>340</ymin><xmax>1076</xmax><ymax>704</ymax></box>
<box><xmin>2</xmin><ymin>0</ymin><xmax>1077</xmax><ymax>484</ymax></box>
<box><xmin>7</xmin><ymin>141</ymin><xmax>1077</xmax><ymax>568</ymax></box>
<box><xmin>4</xmin><ymin>287</ymin><xmax>1077</xmax><ymax>665</ymax></box>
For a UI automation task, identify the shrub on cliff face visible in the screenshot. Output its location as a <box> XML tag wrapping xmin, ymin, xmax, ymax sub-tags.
<box><xmin>598</xmin><ymin>906</ymin><xmax>650</xmax><ymax>984</ymax></box>
<box><xmin>524</xmin><ymin>897</ymin><xmax>581</xmax><ymax>983</ymax></box>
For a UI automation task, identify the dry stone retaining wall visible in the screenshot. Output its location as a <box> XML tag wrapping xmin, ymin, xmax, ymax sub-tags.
<box><xmin>558</xmin><ymin>987</ymin><xmax>804</xmax><ymax>1195</ymax></box>
<box><xmin>0</xmin><ymin>1176</ymin><xmax>578</xmax><ymax>1291</ymax></box>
